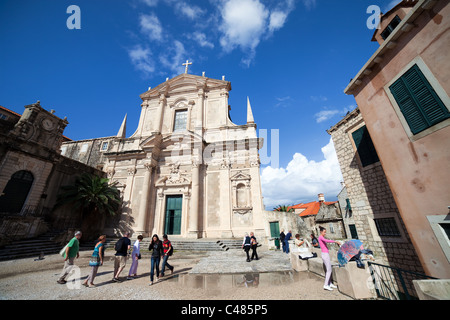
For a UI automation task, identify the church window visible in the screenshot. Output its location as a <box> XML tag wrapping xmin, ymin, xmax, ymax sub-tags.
<box><xmin>101</xmin><ymin>141</ymin><xmax>109</xmax><ymax>151</ymax></box>
<box><xmin>173</xmin><ymin>109</ymin><xmax>188</xmax><ymax>132</ymax></box>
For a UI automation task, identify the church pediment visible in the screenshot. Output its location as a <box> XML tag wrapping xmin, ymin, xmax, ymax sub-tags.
<box><xmin>231</xmin><ymin>171</ymin><xmax>252</xmax><ymax>181</ymax></box>
<box><xmin>140</xmin><ymin>73</ymin><xmax>231</xmax><ymax>100</ymax></box>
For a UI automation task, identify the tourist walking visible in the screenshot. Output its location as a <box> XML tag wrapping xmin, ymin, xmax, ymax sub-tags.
<box><xmin>280</xmin><ymin>229</ymin><xmax>286</xmax><ymax>252</ymax></box>
<box><xmin>127</xmin><ymin>235</ymin><xmax>143</xmax><ymax>279</ymax></box>
<box><xmin>318</xmin><ymin>226</ymin><xmax>341</xmax><ymax>291</ymax></box>
<box><xmin>160</xmin><ymin>234</ymin><xmax>174</xmax><ymax>277</ymax></box>
<box><xmin>113</xmin><ymin>232</ymin><xmax>131</xmax><ymax>282</ymax></box>
<box><xmin>250</xmin><ymin>232</ymin><xmax>259</xmax><ymax>260</ymax></box>
<box><xmin>284</xmin><ymin>230</ymin><xmax>292</xmax><ymax>254</ymax></box>
<box><xmin>83</xmin><ymin>235</ymin><xmax>106</xmax><ymax>287</ymax></box>
<box><xmin>148</xmin><ymin>234</ymin><xmax>164</xmax><ymax>285</ymax></box>
<box><xmin>242</xmin><ymin>233</ymin><xmax>251</xmax><ymax>262</ymax></box>
<box><xmin>57</xmin><ymin>230</ymin><xmax>82</xmax><ymax>284</ymax></box>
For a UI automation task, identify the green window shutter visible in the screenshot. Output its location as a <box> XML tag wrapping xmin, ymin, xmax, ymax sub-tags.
<box><xmin>389</xmin><ymin>64</ymin><xmax>449</xmax><ymax>135</ymax></box>
<box><xmin>352</xmin><ymin>125</ymin><xmax>380</xmax><ymax>167</ymax></box>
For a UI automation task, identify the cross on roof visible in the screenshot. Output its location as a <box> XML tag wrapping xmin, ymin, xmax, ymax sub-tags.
<box><xmin>182</xmin><ymin>60</ymin><xmax>192</xmax><ymax>74</ymax></box>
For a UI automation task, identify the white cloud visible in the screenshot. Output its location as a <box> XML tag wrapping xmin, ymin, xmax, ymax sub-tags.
<box><xmin>128</xmin><ymin>45</ymin><xmax>155</xmax><ymax>74</ymax></box>
<box><xmin>260</xmin><ymin>138</ymin><xmax>343</xmax><ymax>210</ymax></box>
<box><xmin>314</xmin><ymin>109</ymin><xmax>340</xmax><ymax>123</ymax></box>
<box><xmin>302</xmin><ymin>0</ymin><xmax>317</xmax><ymax>10</ymax></box>
<box><xmin>310</xmin><ymin>95</ymin><xmax>328</xmax><ymax>102</ymax></box>
<box><xmin>269</xmin><ymin>11</ymin><xmax>288</xmax><ymax>32</ymax></box>
<box><xmin>139</xmin><ymin>13</ymin><xmax>163</xmax><ymax>41</ymax></box>
<box><xmin>314</xmin><ymin>105</ymin><xmax>356</xmax><ymax>123</ymax></box>
<box><xmin>218</xmin><ymin>0</ymin><xmax>296</xmax><ymax>66</ymax></box>
<box><xmin>189</xmin><ymin>31</ymin><xmax>214</xmax><ymax>49</ymax></box>
<box><xmin>175</xmin><ymin>2</ymin><xmax>206</xmax><ymax>19</ymax></box>
<box><xmin>159</xmin><ymin>40</ymin><xmax>187</xmax><ymax>75</ymax></box>
<box><xmin>219</xmin><ymin>0</ymin><xmax>269</xmax><ymax>54</ymax></box>
<box><xmin>141</xmin><ymin>0</ymin><xmax>159</xmax><ymax>7</ymax></box>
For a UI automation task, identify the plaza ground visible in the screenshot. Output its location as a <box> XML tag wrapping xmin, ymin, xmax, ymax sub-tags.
<box><xmin>0</xmin><ymin>246</ymin><xmax>352</xmax><ymax>300</ymax></box>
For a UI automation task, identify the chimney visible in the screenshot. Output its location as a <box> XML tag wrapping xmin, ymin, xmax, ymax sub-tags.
<box><xmin>318</xmin><ymin>193</ymin><xmax>325</xmax><ymax>203</ymax></box>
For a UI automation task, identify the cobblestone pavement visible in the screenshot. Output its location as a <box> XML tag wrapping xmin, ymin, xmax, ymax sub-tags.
<box><xmin>0</xmin><ymin>247</ymin><xmax>352</xmax><ymax>300</ymax></box>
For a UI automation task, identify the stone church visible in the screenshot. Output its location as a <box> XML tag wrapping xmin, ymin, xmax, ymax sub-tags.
<box><xmin>62</xmin><ymin>69</ymin><xmax>267</xmax><ymax>240</ymax></box>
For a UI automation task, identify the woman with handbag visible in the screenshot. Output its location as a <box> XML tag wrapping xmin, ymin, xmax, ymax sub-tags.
<box><xmin>83</xmin><ymin>235</ymin><xmax>106</xmax><ymax>288</ymax></box>
<box><xmin>127</xmin><ymin>235</ymin><xmax>143</xmax><ymax>280</ymax></box>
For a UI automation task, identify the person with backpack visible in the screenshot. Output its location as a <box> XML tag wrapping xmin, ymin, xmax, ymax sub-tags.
<box><xmin>112</xmin><ymin>232</ymin><xmax>131</xmax><ymax>282</ymax></box>
<box><xmin>160</xmin><ymin>234</ymin><xmax>174</xmax><ymax>277</ymax></box>
<box><xmin>148</xmin><ymin>234</ymin><xmax>164</xmax><ymax>285</ymax></box>
<box><xmin>242</xmin><ymin>233</ymin><xmax>251</xmax><ymax>262</ymax></box>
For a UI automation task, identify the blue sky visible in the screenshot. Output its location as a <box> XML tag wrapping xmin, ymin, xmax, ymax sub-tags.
<box><xmin>0</xmin><ymin>0</ymin><xmax>401</xmax><ymax>209</ymax></box>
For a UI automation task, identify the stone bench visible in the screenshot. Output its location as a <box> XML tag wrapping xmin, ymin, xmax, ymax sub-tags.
<box><xmin>289</xmin><ymin>247</ymin><xmax>378</xmax><ymax>299</ymax></box>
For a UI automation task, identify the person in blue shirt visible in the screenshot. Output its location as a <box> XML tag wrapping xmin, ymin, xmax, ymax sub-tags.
<box><xmin>285</xmin><ymin>230</ymin><xmax>292</xmax><ymax>254</ymax></box>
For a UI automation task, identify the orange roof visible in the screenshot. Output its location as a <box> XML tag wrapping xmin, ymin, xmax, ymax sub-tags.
<box><xmin>0</xmin><ymin>105</ymin><xmax>21</xmax><ymax>117</ymax></box>
<box><xmin>288</xmin><ymin>201</ymin><xmax>337</xmax><ymax>217</ymax></box>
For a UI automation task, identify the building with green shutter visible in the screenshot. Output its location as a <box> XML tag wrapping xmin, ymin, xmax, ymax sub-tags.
<box><xmin>343</xmin><ymin>0</ymin><xmax>450</xmax><ymax>279</ymax></box>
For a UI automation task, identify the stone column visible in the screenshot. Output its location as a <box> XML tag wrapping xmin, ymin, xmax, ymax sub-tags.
<box><xmin>155</xmin><ymin>93</ymin><xmax>166</xmax><ymax>133</ymax></box>
<box><xmin>135</xmin><ymin>162</ymin><xmax>153</xmax><ymax>236</ymax></box>
<box><xmin>196</xmin><ymin>88</ymin><xmax>204</xmax><ymax>129</ymax></box>
<box><xmin>188</xmin><ymin>161</ymin><xmax>200</xmax><ymax>238</ymax></box>
<box><xmin>219</xmin><ymin>159</ymin><xmax>233</xmax><ymax>238</ymax></box>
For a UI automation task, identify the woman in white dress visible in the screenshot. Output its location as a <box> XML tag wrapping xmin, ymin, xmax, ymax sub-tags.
<box><xmin>127</xmin><ymin>235</ymin><xmax>143</xmax><ymax>279</ymax></box>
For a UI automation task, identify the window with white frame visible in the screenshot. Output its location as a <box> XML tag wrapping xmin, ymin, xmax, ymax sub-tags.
<box><xmin>101</xmin><ymin>141</ymin><xmax>109</xmax><ymax>151</ymax></box>
<box><xmin>173</xmin><ymin>109</ymin><xmax>188</xmax><ymax>132</ymax></box>
<box><xmin>427</xmin><ymin>215</ymin><xmax>450</xmax><ymax>263</ymax></box>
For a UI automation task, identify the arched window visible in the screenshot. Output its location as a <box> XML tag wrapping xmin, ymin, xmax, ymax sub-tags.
<box><xmin>0</xmin><ymin>170</ymin><xmax>34</xmax><ymax>214</ymax></box>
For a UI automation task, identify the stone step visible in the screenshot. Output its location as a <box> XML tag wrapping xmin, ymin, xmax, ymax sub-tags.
<box><xmin>106</xmin><ymin>238</ymin><xmax>243</xmax><ymax>252</ymax></box>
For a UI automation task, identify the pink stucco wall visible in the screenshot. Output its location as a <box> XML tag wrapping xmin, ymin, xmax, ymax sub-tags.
<box><xmin>352</xmin><ymin>1</ymin><xmax>450</xmax><ymax>278</ymax></box>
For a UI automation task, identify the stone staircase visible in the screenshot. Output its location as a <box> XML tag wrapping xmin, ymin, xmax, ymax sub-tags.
<box><xmin>0</xmin><ymin>234</ymin><xmax>243</xmax><ymax>261</ymax></box>
<box><xmin>0</xmin><ymin>231</ymin><xmax>65</xmax><ymax>261</ymax></box>
<box><xmin>108</xmin><ymin>238</ymin><xmax>243</xmax><ymax>254</ymax></box>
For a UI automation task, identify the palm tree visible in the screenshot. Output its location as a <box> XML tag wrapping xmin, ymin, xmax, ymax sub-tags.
<box><xmin>55</xmin><ymin>173</ymin><xmax>121</xmax><ymax>240</ymax></box>
<box><xmin>273</xmin><ymin>205</ymin><xmax>294</xmax><ymax>213</ymax></box>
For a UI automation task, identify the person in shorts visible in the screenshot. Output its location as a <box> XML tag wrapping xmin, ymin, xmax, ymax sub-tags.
<box><xmin>113</xmin><ymin>232</ymin><xmax>131</xmax><ymax>282</ymax></box>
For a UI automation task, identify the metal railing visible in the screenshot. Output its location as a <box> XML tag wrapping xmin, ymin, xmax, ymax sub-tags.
<box><xmin>367</xmin><ymin>261</ymin><xmax>437</xmax><ymax>300</ymax></box>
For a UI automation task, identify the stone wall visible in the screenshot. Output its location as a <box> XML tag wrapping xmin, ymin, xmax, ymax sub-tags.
<box><xmin>328</xmin><ymin>108</ymin><xmax>424</xmax><ymax>273</ymax></box>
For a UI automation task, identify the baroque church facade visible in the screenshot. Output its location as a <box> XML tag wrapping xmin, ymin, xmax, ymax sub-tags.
<box><xmin>62</xmin><ymin>71</ymin><xmax>267</xmax><ymax>240</ymax></box>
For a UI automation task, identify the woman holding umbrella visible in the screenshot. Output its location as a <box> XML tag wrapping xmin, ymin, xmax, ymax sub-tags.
<box><xmin>318</xmin><ymin>226</ymin><xmax>341</xmax><ymax>291</ymax></box>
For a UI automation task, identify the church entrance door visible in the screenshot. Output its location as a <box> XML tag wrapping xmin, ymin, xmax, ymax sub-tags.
<box><xmin>164</xmin><ymin>195</ymin><xmax>182</xmax><ymax>235</ymax></box>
